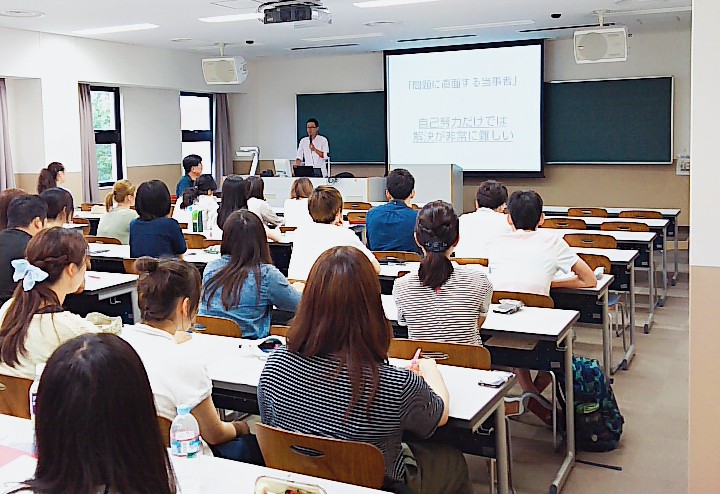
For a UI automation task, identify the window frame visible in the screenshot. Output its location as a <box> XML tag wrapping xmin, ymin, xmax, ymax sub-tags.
<box><xmin>90</xmin><ymin>85</ymin><xmax>123</xmax><ymax>187</ymax></box>
<box><xmin>180</xmin><ymin>91</ymin><xmax>214</xmax><ymax>164</ymax></box>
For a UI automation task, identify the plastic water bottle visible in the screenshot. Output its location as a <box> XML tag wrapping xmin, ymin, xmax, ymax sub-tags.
<box><xmin>29</xmin><ymin>364</ymin><xmax>45</xmax><ymax>425</ymax></box>
<box><xmin>170</xmin><ymin>405</ymin><xmax>201</xmax><ymax>459</ymax></box>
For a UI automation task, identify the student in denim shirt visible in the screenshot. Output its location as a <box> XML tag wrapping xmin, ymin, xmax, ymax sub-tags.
<box><xmin>199</xmin><ymin>209</ymin><xmax>301</xmax><ymax>339</ymax></box>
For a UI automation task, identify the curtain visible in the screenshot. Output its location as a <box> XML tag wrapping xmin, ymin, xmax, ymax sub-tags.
<box><xmin>213</xmin><ymin>93</ymin><xmax>234</xmax><ymax>179</ymax></box>
<box><xmin>0</xmin><ymin>79</ymin><xmax>15</xmax><ymax>189</ymax></box>
<box><xmin>78</xmin><ymin>84</ymin><xmax>99</xmax><ymax>202</ymax></box>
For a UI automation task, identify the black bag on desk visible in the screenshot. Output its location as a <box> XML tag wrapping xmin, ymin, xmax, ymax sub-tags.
<box><xmin>572</xmin><ymin>356</ymin><xmax>624</xmax><ymax>452</ymax></box>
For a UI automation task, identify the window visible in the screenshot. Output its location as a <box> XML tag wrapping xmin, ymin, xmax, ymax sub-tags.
<box><xmin>90</xmin><ymin>86</ymin><xmax>123</xmax><ymax>186</ymax></box>
<box><xmin>180</xmin><ymin>92</ymin><xmax>213</xmax><ymax>170</ymax></box>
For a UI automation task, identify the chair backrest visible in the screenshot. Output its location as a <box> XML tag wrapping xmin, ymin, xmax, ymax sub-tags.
<box><xmin>270</xmin><ymin>325</ymin><xmax>290</xmax><ymax>338</ymax></box>
<box><xmin>491</xmin><ymin>291</ymin><xmax>554</xmax><ymax>308</ymax></box>
<box><xmin>347</xmin><ymin>212</ymin><xmax>367</xmax><ymax>225</ymax></box>
<box><xmin>183</xmin><ymin>233</ymin><xmax>206</xmax><ymax>249</ymax></box>
<box><xmin>72</xmin><ymin>217</ymin><xmax>91</xmax><ymax>235</ymax></box>
<box><xmin>84</xmin><ymin>235</ymin><xmax>121</xmax><ymax>245</ymax></box>
<box><xmin>0</xmin><ymin>375</ymin><xmax>32</xmax><ymax>419</ymax></box>
<box><xmin>600</xmin><ymin>221</ymin><xmax>649</xmax><ymax>232</ymax></box>
<box><xmin>453</xmin><ymin>257</ymin><xmax>489</xmax><ymax>267</ymax></box>
<box><xmin>203</xmin><ymin>239</ymin><xmax>222</xmax><ymax>248</ymax></box>
<box><xmin>567</xmin><ymin>207</ymin><xmax>608</xmax><ymax>218</ymax></box>
<box><xmin>158</xmin><ymin>416</ymin><xmax>172</xmax><ymax>448</ymax></box>
<box><xmin>541</xmin><ymin>218</ymin><xmax>587</xmax><ymax>230</ymax></box>
<box><xmin>193</xmin><ymin>315</ymin><xmax>243</xmax><ymax>338</ymax></box>
<box><xmin>564</xmin><ymin>233</ymin><xmax>617</xmax><ymax>249</ymax></box>
<box><xmin>123</xmin><ymin>258</ymin><xmax>139</xmax><ymax>275</ymax></box>
<box><xmin>343</xmin><ymin>201</ymin><xmax>372</xmax><ymax>211</ymax></box>
<box><xmin>178</xmin><ymin>222</ymin><xmax>188</xmax><ymax>230</ymax></box>
<box><xmin>280</xmin><ymin>226</ymin><xmax>297</xmax><ymax>233</ymax></box>
<box><xmin>81</xmin><ymin>203</ymin><xmax>102</xmax><ymax>212</ymax></box>
<box><xmin>577</xmin><ymin>253</ymin><xmax>611</xmax><ymax>273</ymax></box>
<box><xmin>255</xmin><ymin>424</ymin><xmax>386</xmax><ymax>489</ymax></box>
<box><xmin>388</xmin><ymin>339</ymin><xmax>491</xmax><ymax>370</ymax></box>
<box><xmin>411</xmin><ymin>203</ymin><xmax>420</xmax><ymax>210</ymax></box>
<box><xmin>397</xmin><ymin>270</ymin><xmax>410</xmax><ymax>278</ymax></box>
<box><xmin>373</xmin><ymin>251</ymin><xmax>422</xmax><ymax>262</ymax></box>
<box><xmin>619</xmin><ymin>210</ymin><xmax>663</xmax><ymax>219</ymax></box>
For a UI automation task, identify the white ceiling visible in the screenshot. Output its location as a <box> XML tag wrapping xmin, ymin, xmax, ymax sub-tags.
<box><xmin>0</xmin><ymin>0</ymin><xmax>691</xmax><ymax>59</ymax></box>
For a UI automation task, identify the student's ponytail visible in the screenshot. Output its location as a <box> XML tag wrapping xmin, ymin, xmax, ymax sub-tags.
<box><xmin>105</xmin><ymin>180</ymin><xmax>136</xmax><ymax>212</ymax></box>
<box><xmin>180</xmin><ymin>187</ymin><xmax>200</xmax><ymax>210</ymax></box>
<box><xmin>105</xmin><ymin>191</ymin><xmax>115</xmax><ymax>212</ymax></box>
<box><xmin>415</xmin><ymin>201</ymin><xmax>459</xmax><ymax>290</ymax></box>
<box><xmin>180</xmin><ymin>174</ymin><xmax>216</xmax><ymax>210</ymax></box>
<box><xmin>37</xmin><ymin>162</ymin><xmax>64</xmax><ymax>194</ymax></box>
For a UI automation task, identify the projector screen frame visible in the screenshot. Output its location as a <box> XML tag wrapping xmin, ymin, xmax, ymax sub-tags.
<box><xmin>383</xmin><ymin>39</ymin><xmax>546</xmax><ymax>179</ymax></box>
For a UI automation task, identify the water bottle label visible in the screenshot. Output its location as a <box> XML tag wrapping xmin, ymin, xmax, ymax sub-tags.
<box><xmin>171</xmin><ymin>433</ymin><xmax>201</xmax><ymax>458</ymax></box>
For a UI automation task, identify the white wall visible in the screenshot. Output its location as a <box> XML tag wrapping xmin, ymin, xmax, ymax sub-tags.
<box><xmin>5</xmin><ymin>78</ymin><xmax>45</xmax><ymax>174</ymax></box>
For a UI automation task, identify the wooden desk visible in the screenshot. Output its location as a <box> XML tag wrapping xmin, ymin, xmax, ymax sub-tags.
<box><xmin>64</xmin><ymin>271</ymin><xmax>139</xmax><ymax>324</ymax></box>
<box><xmin>0</xmin><ymin>414</ymin><xmax>386</xmax><ymax>494</ymax></box>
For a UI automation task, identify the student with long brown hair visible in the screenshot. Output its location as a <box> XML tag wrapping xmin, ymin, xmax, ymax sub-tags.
<box><xmin>0</xmin><ymin>228</ymin><xmax>101</xmax><ymax>380</ymax></box>
<box><xmin>36</xmin><ymin>162</ymin><xmax>66</xmax><ymax>194</ymax></box>
<box><xmin>121</xmin><ymin>257</ymin><xmax>263</xmax><ymax>464</ymax></box>
<box><xmin>200</xmin><ymin>210</ymin><xmax>300</xmax><ymax>339</ymax></box>
<box><xmin>7</xmin><ymin>333</ymin><xmax>178</xmax><ymax>494</ymax></box>
<box><xmin>282</xmin><ymin>177</ymin><xmax>313</xmax><ymax>227</ymax></box>
<box><xmin>258</xmin><ymin>246</ymin><xmax>471</xmax><ymax>494</ymax></box>
<box><xmin>246</xmin><ymin>176</ymin><xmax>283</xmax><ymax>227</ymax></box>
<box><xmin>217</xmin><ymin>175</ymin><xmax>249</xmax><ymax>230</ymax></box>
<box><xmin>96</xmin><ymin>179</ymin><xmax>138</xmax><ymax>244</ymax></box>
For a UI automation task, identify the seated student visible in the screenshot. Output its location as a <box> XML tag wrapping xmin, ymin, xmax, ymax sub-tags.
<box><xmin>366</xmin><ymin>168</ymin><xmax>420</xmax><ymax>254</ymax></box>
<box><xmin>12</xmin><ymin>333</ymin><xmax>178</xmax><ymax>494</ymax></box>
<box><xmin>282</xmin><ymin>177</ymin><xmax>313</xmax><ymax>228</ymax></box>
<box><xmin>487</xmin><ymin>190</ymin><xmax>596</xmax><ymax>425</ymax></box>
<box><xmin>39</xmin><ymin>187</ymin><xmax>74</xmax><ymax>227</ymax></box>
<box><xmin>0</xmin><ymin>195</ymin><xmax>47</xmax><ymax>305</ymax></box>
<box><xmin>172</xmin><ymin>174</ymin><xmax>219</xmax><ymax>231</ymax></box>
<box><xmin>96</xmin><ymin>179</ymin><xmax>138</xmax><ymax>244</ymax></box>
<box><xmin>122</xmin><ymin>257</ymin><xmax>263</xmax><ymax>464</ymax></box>
<box><xmin>259</xmin><ymin>246</ymin><xmax>472</xmax><ymax>494</ymax></box>
<box><xmin>288</xmin><ymin>186</ymin><xmax>380</xmax><ymax>280</ymax></box>
<box><xmin>129</xmin><ymin>180</ymin><xmax>187</xmax><ymax>259</ymax></box>
<box><xmin>454</xmin><ymin>180</ymin><xmax>513</xmax><ymax>258</ymax></box>
<box><xmin>0</xmin><ymin>228</ymin><xmax>104</xmax><ymax>380</ymax></box>
<box><xmin>176</xmin><ymin>154</ymin><xmax>203</xmax><ymax>198</ymax></box>
<box><xmin>217</xmin><ymin>175</ymin><xmax>281</xmax><ymax>243</ymax></box>
<box><xmin>0</xmin><ymin>188</ymin><xmax>25</xmax><ymax>230</ymax></box>
<box><xmin>246</xmin><ymin>176</ymin><xmax>283</xmax><ymax>228</ymax></box>
<box><xmin>393</xmin><ymin>201</ymin><xmax>493</xmax><ymax>346</ymax></box>
<box><xmin>200</xmin><ymin>210</ymin><xmax>301</xmax><ymax>339</ymax></box>
<box><xmin>36</xmin><ymin>162</ymin><xmax>66</xmax><ymax>194</ymax></box>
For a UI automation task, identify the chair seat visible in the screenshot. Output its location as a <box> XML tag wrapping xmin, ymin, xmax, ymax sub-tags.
<box><xmin>608</xmin><ymin>294</ymin><xmax>623</xmax><ymax>307</ymax></box>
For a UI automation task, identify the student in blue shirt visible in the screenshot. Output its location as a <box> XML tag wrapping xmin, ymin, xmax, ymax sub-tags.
<box><xmin>129</xmin><ymin>180</ymin><xmax>187</xmax><ymax>258</ymax></box>
<box><xmin>366</xmin><ymin>168</ymin><xmax>420</xmax><ymax>254</ymax></box>
<box><xmin>200</xmin><ymin>209</ymin><xmax>301</xmax><ymax>339</ymax></box>
<box><xmin>176</xmin><ymin>154</ymin><xmax>203</xmax><ymax>198</ymax></box>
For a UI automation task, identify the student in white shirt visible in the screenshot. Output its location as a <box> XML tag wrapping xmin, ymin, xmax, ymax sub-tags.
<box><xmin>454</xmin><ymin>180</ymin><xmax>513</xmax><ymax>258</ymax></box>
<box><xmin>288</xmin><ymin>186</ymin><xmax>380</xmax><ymax>280</ymax></box>
<box><xmin>295</xmin><ymin>118</ymin><xmax>330</xmax><ymax>177</ymax></box>
<box><xmin>246</xmin><ymin>176</ymin><xmax>283</xmax><ymax>228</ymax></box>
<box><xmin>172</xmin><ymin>174</ymin><xmax>219</xmax><ymax>231</ymax></box>
<box><xmin>282</xmin><ymin>178</ymin><xmax>313</xmax><ymax>228</ymax></box>
<box><xmin>487</xmin><ymin>190</ymin><xmax>595</xmax><ymax>425</ymax></box>
<box><xmin>121</xmin><ymin>257</ymin><xmax>263</xmax><ymax>464</ymax></box>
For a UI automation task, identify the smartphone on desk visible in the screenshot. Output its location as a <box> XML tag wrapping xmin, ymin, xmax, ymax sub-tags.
<box><xmin>493</xmin><ymin>303</ymin><xmax>520</xmax><ymax>315</ymax></box>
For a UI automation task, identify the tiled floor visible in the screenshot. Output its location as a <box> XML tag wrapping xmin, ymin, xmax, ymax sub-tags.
<box><xmin>468</xmin><ymin>251</ymin><xmax>689</xmax><ymax>494</ymax></box>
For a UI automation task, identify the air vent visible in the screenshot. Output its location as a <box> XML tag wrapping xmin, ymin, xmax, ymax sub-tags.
<box><xmin>519</xmin><ymin>23</ymin><xmax>616</xmax><ymax>33</ymax></box>
<box><xmin>397</xmin><ymin>34</ymin><xmax>476</xmax><ymax>43</ymax></box>
<box><xmin>291</xmin><ymin>43</ymin><xmax>359</xmax><ymax>51</ymax></box>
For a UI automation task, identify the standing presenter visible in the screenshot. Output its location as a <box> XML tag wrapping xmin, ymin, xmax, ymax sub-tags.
<box><xmin>295</xmin><ymin>118</ymin><xmax>330</xmax><ymax>177</ymax></box>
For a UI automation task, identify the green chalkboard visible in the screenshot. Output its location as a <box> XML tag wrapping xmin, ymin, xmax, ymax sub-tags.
<box><xmin>296</xmin><ymin>92</ymin><xmax>386</xmax><ymax>163</ymax></box>
<box><xmin>543</xmin><ymin>77</ymin><xmax>673</xmax><ymax>164</ymax></box>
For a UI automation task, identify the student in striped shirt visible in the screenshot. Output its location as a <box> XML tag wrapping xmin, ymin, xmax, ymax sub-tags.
<box><xmin>258</xmin><ymin>246</ymin><xmax>472</xmax><ymax>494</ymax></box>
<box><xmin>393</xmin><ymin>201</ymin><xmax>493</xmax><ymax>346</ymax></box>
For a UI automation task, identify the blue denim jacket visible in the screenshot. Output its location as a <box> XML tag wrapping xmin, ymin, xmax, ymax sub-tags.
<box><xmin>199</xmin><ymin>258</ymin><xmax>301</xmax><ymax>339</ymax></box>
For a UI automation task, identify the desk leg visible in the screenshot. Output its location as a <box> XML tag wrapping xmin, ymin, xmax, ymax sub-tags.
<box><xmin>672</xmin><ymin>220</ymin><xmax>679</xmax><ymax>286</ymax></box>
<box><xmin>551</xmin><ymin>330</ymin><xmax>575</xmax><ymax>494</ymax></box>
<box><xmin>645</xmin><ymin>242</ymin><xmax>655</xmax><ymax>334</ymax></box>
<box><xmin>601</xmin><ymin>289</ymin><xmax>610</xmax><ymax>378</ymax></box>
<box><xmin>131</xmin><ymin>288</ymin><xmax>141</xmax><ymax>324</ymax></box>
<box><xmin>660</xmin><ymin>227</ymin><xmax>668</xmax><ymax>305</ymax></box>
<box><xmin>625</xmin><ymin>264</ymin><xmax>636</xmax><ymax>369</ymax></box>
<box><xmin>495</xmin><ymin>402</ymin><xmax>509</xmax><ymax>494</ymax></box>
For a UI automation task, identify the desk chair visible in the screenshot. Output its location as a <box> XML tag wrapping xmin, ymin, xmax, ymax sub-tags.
<box><xmin>81</xmin><ymin>203</ymin><xmax>103</xmax><ymax>212</ymax></box>
<box><xmin>619</xmin><ymin>210</ymin><xmax>663</xmax><ymax>219</ymax></box>
<box><xmin>280</xmin><ymin>226</ymin><xmax>297</xmax><ymax>233</ymax></box>
<box><xmin>343</xmin><ymin>201</ymin><xmax>372</xmax><ymax>211</ymax></box>
<box><xmin>568</xmin><ymin>207</ymin><xmax>608</xmax><ymax>218</ymax></box>
<box><xmin>396</xmin><ymin>270</ymin><xmax>410</xmax><ymax>278</ymax></box>
<box><xmin>270</xmin><ymin>324</ymin><xmax>290</xmax><ymax>338</ymax></box>
<box><xmin>255</xmin><ymin>424</ymin><xmax>385</xmax><ymax>489</ymax></box>
<box><xmin>184</xmin><ymin>233</ymin><xmax>206</xmax><ymax>249</ymax></box>
<box><xmin>204</xmin><ymin>239</ymin><xmax>222</xmax><ymax>248</ymax></box>
<box><xmin>72</xmin><ymin>218</ymin><xmax>91</xmax><ymax>235</ymax></box>
<box><xmin>541</xmin><ymin>218</ymin><xmax>587</xmax><ymax>230</ymax></box>
<box><xmin>84</xmin><ymin>235</ymin><xmax>121</xmax><ymax>245</ymax></box>
<box><xmin>347</xmin><ymin>212</ymin><xmax>367</xmax><ymax>225</ymax></box>
<box><xmin>411</xmin><ymin>204</ymin><xmax>420</xmax><ymax>210</ymax></box>
<box><xmin>0</xmin><ymin>375</ymin><xmax>32</xmax><ymax>419</ymax></box>
<box><xmin>123</xmin><ymin>259</ymin><xmax>139</xmax><ymax>275</ymax></box>
<box><xmin>453</xmin><ymin>257</ymin><xmax>489</xmax><ymax>267</ymax></box>
<box><xmin>193</xmin><ymin>315</ymin><xmax>243</xmax><ymax>338</ymax></box>
<box><xmin>564</xmin><ymin>233</ymin><xmax>617</xmax><ymax>249</ymax></box>
<box><xmin>158</xmin><ymin>416</ymin><xmax>172</xmax><ymax>448</ymax></box>
<box><xmin>373</xmin><ymin>251</ymin><xmax>422</xmax><ymax>262</ymax></box>
<box><xmin>178</xmin><ymin>222</ymin><xmax>188</xmax><ymax>230</ymax></box>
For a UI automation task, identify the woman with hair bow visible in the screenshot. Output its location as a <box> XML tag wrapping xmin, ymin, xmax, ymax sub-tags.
<box><xmin>0</xmin><ymin>227</ymin><xmax>111</xmax><ymax>380</ymax></box>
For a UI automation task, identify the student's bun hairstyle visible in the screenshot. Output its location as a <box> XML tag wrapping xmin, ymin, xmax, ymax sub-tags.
<box><xmin>415</xmin><ymin>201</ymin><xmax>459</xmax><ymax>290</ymax></box>
<box><xmin>386</xmin><ymin>168</ymin><xmax>415</xmax><ymax>201</ymax></box>
<box><xmin>0</xmin><ymin>188</ymin><xmax>27</xmax><ymax>230</ymax></box>
<box><xmin>217</xmin><ymin>175</ymin><xmax>250</xmax><ymax>230</ymax></box>
<box><xmin>40</xmin><ymin>187</ymin><xmax>74</xmax><ymax>223</ymax></box>
<box><xmin>475</xmin><ymin>180</ymin><xmax>508</xmax><ymax>210</ymax></box>
<box><xmin>290</xmin><ymin>178</ymin><xmax>313</xmax><ymax>199</ymax></box>
<box><xmin>180</xmin><ymin>174</ymin><xmax>217</xmax><ymax>210</ymax></box>
<box><xmin>135</xmin><ymin>180</ymin><xmax>171</xmax><ymax>221</ymax></box>
<box><xmin>308</xmin><ymin>186</ymin><xmax>342</xmax><ymax>224</ymax></box>
<box><xmin>507</xmin><ymin>190</ymin><xmax>543</xmax><ymax>231</ymax></box>
<box><xmin>135</xmin><ymin>257</ymin><xmax>201</xmax><ymax>324</ymax></box>
<box><xmin>37</xmin><ymin>162</ymin><xmax>64</xmax><ymax>194</ymax></box>
<box><xmin>105</xmin><ymin>179</ymin><xmax>136</xmax><ymax>212</ymax></box>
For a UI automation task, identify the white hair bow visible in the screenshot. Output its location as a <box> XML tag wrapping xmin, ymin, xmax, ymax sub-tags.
<box><xmin>12</xmin><ymin>259</ymin><xmax>49</xmax><ymax>291</ymax></box>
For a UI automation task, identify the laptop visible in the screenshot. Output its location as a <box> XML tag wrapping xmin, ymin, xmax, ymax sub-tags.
<box><xmin>293</xmin><ymin>166</ymin><xmax>323</xmax><ymax>177</ymax></box>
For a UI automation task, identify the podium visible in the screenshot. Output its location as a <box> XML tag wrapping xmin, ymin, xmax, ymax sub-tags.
<box><xmin>389</xmin><ymin>164</ymin><xmax>464</xmax><ymax>213</ymax></box>
<box><xmin>246</xmin><ymin>177</ymin><xmax>387</xmax><ymax>208</ymax></box>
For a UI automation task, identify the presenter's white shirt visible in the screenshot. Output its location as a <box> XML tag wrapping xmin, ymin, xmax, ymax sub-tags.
<box><xmin>288</xmin><ymin>222</ymin><xmax>375</xmax><ymax>280</ymax></box>
<box><xmin>296</xmin><ymin>135</ymin><xmax>330</xmax><ymax>177</ymax></box>
<box><xmin>454</xmin><ymin>208</ymin><xmax>513</xmax><ymax>259</ymax></box>
<box><xmin>486</xmin><ymin>229</ymin><xmax>579</xmax><ymax>296</ymax></box>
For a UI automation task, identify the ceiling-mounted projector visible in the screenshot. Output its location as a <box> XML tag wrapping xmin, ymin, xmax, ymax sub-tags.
<box><xmin>259</xmin><ymin>0</ymin><xmax>331</xmax><ymax>25</ymax></box>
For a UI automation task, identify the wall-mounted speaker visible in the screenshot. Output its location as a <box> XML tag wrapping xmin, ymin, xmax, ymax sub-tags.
<box><xmin>201</xmin><ymin>56</ymin><xmax>248</xmax><ymax>85</ymax></box>
<box><xmin>574</xmin><ymin>26</ymin><xmax>628</xmax><ymax>64</ymax></box>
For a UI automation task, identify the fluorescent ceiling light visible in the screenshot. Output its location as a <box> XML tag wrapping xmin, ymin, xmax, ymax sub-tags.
<box><xmin>602</xmin><ymin>6</ymin><xmax>691</xmax><ymax>16</ymax></box>
<box><xmin>354</xmin><ymin>0</ymin><xmax>442</xmax><ymax>8</ymax></box>
<box><xmin>199</xmin><ymin>12</ymin><xmax>262</xmax><ymax>23</ymax></box>
<box><xmin>72</xmin><ymin>23</ymin><xmax>159</xmax><ymax>35</ymax></box>
<box><xmin>435</xmin><ymin>19</ymin><xmax>535</xmax><ymax>32</ymax></box>
<box><xmin>615</xmin><ymin>0</ymin><xmax>668</xmax><ymax>4</ymax></box>
<box><xmin>301</xmin><ymin>33</ymin><xmax>383</xmax><ymax>42</ymax></box>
